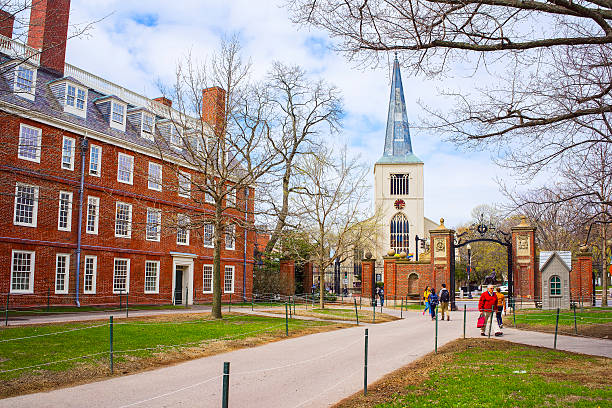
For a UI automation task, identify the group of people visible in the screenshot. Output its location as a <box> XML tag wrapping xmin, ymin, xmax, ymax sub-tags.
<box><xmin>478</xmin><ymin>284</ymin><xmax>506</xmax><ymax>336</ymax></box>
<box><xmin>422</xmin><ymin>284</ymin><xmax>451</xmax><ymax>321</ymax></box>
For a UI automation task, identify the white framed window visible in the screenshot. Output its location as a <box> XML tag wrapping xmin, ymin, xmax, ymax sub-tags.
<box><xmin>61</xmin><ymin>136</ymin><xmax>75</xmax><ymax>170</ymax></box>
<box><xmin>142</xmin><ymin>114</ymin><xmax>154</xmax><ymax>138</ymax></box>
<box><xmin>390</xmin><ymin>174</ymin><xmax>409</xmax><ymax>196</ymax></box>
<box><xmin>390</xmin><ymin>212</ymin><xmax>410</xmax><ymax>255</ymax></box>
<box><xmin>18</xmin><ymin>123</ymin><xmax>41</xmax><ymax>162</ymax></box>
<box><xmin>148</xmin><ymin>162</ymin><xmax>162</xmax><ymax>191</ymax></box>
<box><xmin>89</xmin><ymin>144</ymin><xmax>101</xmax><ymax>176</ymax></box>
<box><xmin>224</xmin><ymin>265</ymin><xmax>234</xmax><ymax>293</ymax></box>
<box><xmin>10</xmin><ymin>250</ymin><xmax>35</xmax><ymax>294</ymax></box>
<box><xmin>146</xmin><ymin>208</ymin><xmax>161</xmax><ymax>241</ymax></box>
<box><xmin>14</xmin><ymin>183</ymin><xmax>39</xmax><ymax>227</ymax></box>
<box><xmin>225</xmin><ymin>224</ymin><xmax>235</xmax><ymax>250</ymax></box>
<box><xmin>144</xmin><ymin>260</ymin><xmax>160</xmax><ymax>294</ymax></box>
<box><xmin>170</xmin><ymin>124</ymin><xmax>182</xmax><ymax>147</ymax></box>
<box><xmin>205</xmin><ymin>182</ymin><xmax>214</xmax><ymax>204</ymax></box>
<box><xmin>112</xmin><ymin>102</ymin><xmax>125</xmax><ymax>124</ymax></box>
<box><xmin>115</xmin><ymin>202</ymin><xmax>132</xmax><ymax>238</ymax></box>
<box><xmin>86</xmin><ymin>196</ymin><xmax>100</xmax><ymax>234</ymax></box>
<box><xmin>226</xmin><ymin>186</ymin><xmax>236</xmax><ymax>207</ymax></box>
<box><xmin>177</xmin><ymin>214</ymin><xmax>190</xmax><ymax>246</ymax></box>
<box><xmin>55</xmin><ymin>253</ymin><xmax>70</xmax><ymax>294</ymax></box>
<box><xmin>84</xmin><ymin>255</ymin><xmax>97</xmax><ymax>294</ymax></box>
<box><xmin>178</xmin><ymin>171</ymin><xmax>191</xmax><ymax>198</ymax></box>
<box><xmin>113</xmin><ymin>258</ymin><xmax>130</xmax><ymax>294</ymax></box>
<box><xmin>65</xmin><ymin>83</ymin><xmax>87</xmax><ymax>116</ymax></box>
<box><xmin>203</xmin><ymin>264</ymin><xmax>213</xmax><ymax>293</ymax></box>
<box><xmin>57</xmin><ymin>191</ymin><xmax>73</xmax><ymax>231</ymax></box>
<box><xmin>203</xmin><ymin>223</ymin><xmax>214</xmax><ymax>248</ymax></box>
<box><xmin>14</xmin><ymin>65</ymin><xmax>36</xmax><ymax>100</ymax></box>
<box><xmin>117</xmin><ymin>153</ymin><xmax>134</xmax><ymax>184</ymax></box>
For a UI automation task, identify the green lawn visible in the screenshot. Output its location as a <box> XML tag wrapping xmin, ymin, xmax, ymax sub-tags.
<box><xmin>0</xmin><ymin>314</ymin><xmax>333</xmax><ymax>382</ymax></box>
<box><xmin>6</xmin><ymin>304</ymin><xmax>182</xmax><ymax>317</ymax></box>
<box><xmin>375</xmin><ymin>342</ymin><xmax>610</xmax><ymax>408</ymax></box>
<box><xmin>507</xmin><ymin>308</ymin><xmax>612</xmax><ymax>326</ymax></box>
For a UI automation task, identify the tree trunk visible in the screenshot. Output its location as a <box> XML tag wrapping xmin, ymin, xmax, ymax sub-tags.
<box><xmin>602</xmin><ymin>224</ymin><xmax>608</xmax><ymax>307</ymax></box>
<box><xmin>265</xmin><ymin>165</ymin><xmax>291</xmax><ymax>254</ymax></box>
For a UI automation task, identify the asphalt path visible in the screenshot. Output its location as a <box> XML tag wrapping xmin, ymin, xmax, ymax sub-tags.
<box><xmin>2</xmin><ymin>308</ymin><xmax>610</xmax><ymax>408</ymax></box>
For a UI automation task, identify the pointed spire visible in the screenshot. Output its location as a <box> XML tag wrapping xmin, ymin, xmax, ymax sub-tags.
<box><xmin>378</xmin><ymin>54</ymin><xmax>421</xmax><ymax>164</ymax></box>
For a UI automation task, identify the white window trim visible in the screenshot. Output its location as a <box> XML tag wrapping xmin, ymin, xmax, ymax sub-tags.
<box><xmin>64</xmin><ymin>83</ymin><xmax>88</xmax><ymax>118</ymax></box>
<box><xmin>203</xmin><ymin>264</ymin><xmax>213</xmax><ymax>294</ymax></box>
<box><xmin>115</xmin><ymin>202</ymin><xmax>132</xmax><ymax>238</ymax></box>
<box><xmin>89</xmin><ymin>144</ymin><xmax>101</xmax><ymax>177</ymax></box>
<box><xmin>13</xmin><ymin>182</ymin><xmax>39</xmax><ymax>227</ymax></box>
<box><xmin>203</xmin><ymin>223</ymin><xmax>214</xmax><ymax>248</ymax></box>
<box><xmin>86</xmin><ymin>196</ymin><xmax>100</xmax><ymax>235</ymax></box>
<box><xmin>61</xmin><ymin>136</ymin><xmax>75</xmax><ymax>171</ymax></box>
<box><xmin>57</xmin><ymin>190</ymin><xmax>73</xmax><ymax>232</ymax></box>
<box><xmin>141</xmin><ymin>114</ymin><xmax>155</xmax><ymax>139</ymax></box>
<box><xmin>55</xmin><ymin>253</ymin><xmax>70</xmax><ymax>294</ymax></box>
<box><xmin>146</xmin><ymin>208</ymin><xmax>161</xmax><ymax>242</ymax></box>
<box><xmin>83</xmin><ymin>255</ymin><xmax>97</xmax><ymax>294</ymax></box>
<box><xmin>110</xmin><ymin>101</ymin><xmax>127</xmax><ymax>131</ymax></box>
<box><xmin>176</xmin><ymin>215</ymin><xmax>190</xmax><ymax>246</ymax></box>
<box><xmin>224</xmin><ymin>265</ymin><xmax>235</xmax><ymax>294</ymax></box>
<box><xmin>113</xmin><ymin>258</ymin><xmax>130</xmax><ymax>294</ymax></box>
<box><xmin>18</xmin><ymin>123</ymin><xmax>41</xmax><ymax>163</ymax></box>
<box><xmin>10</xmin><ymin>249</ymin><xmax>35</xmax><ymax>294</ymax></box>
<box><xmin>225</xmin><ymin>224</ymin><xmax>235</xmax><ymax>250</ymax></box>
<box><xmin>117</xmin><ymin>152</ymin><xmax>134</xmax><ymax>185</ymax></box>
<box><xmin>148</xmin><ymin>162</ymin><xmax>162</xmax><ymax>191</ymax></box>
<box><xmin>178</xmin><ymin>171</ymin><xmax>191</xmax><ymax>198</ymax></box>
<box><xmin>226</xmin><ymin>187</ymin><xmax>236</xmax><ymax>207</ymax></box>
<box><xmin>144</xmin><ymin>260</ymin><xmax>160</xmax><ymax>294</ymax></box>
<box><xmin>13</xmin><ymin>64</ymin><xmax>37</xmax><ymax>101</ymax></box>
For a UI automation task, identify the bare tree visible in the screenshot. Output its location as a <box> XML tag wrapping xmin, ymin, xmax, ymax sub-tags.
<box><xmin>154</xmin><ymin>38</ymin><xmax>280</xmax><ymax>318</ymax></box>
<box><xmin>259</xmin><ymin>62</ymin><xmax>342</xmax><ymax>254</ymax></box>
<box><xmin>287</xmin><ymin>0</ymin><xmax>612</xmax><ymax>174</ymax></box>
<box><xmin>293</xmin><ymin>144</ymin><xmax>372</xmax><ymax>308</ymax></box>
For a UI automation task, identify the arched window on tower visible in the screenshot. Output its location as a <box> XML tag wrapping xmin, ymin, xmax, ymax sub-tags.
<box><xmin>390</xmin><ymin>213</ymin><xmax>410</xmax><ymax>254</ymax></box>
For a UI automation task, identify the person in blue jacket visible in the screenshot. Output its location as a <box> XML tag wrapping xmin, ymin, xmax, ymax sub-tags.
<box><xmin>427</xmin><ymin>288</ymin><xmax>439</xmax><ymax>321</ymax></box>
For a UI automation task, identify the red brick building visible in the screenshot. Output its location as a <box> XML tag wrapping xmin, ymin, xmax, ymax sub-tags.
<box><xmin>0</xmin><ymin>1</ymin><xmax>254</xmax><ymax>307</ymax></box>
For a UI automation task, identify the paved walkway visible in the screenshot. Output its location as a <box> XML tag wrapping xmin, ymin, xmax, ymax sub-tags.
<box><xmin>1</xmin><ymin>309</ymin><xmax>610</xmax><ymax>408</ymax></box>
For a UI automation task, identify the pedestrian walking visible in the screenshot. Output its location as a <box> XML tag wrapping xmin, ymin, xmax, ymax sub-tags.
<box><xmin>478</xmin><ymin>285</ymin><xmax>502</xmax><ymax>336</ymax></box>
<box><xmin>439</xmin><ymin>284</ymin><xmax>450</xmax><ymax>321</ymax></box>
<box><xmin>427</xmin><ymin>287</ymin><xmax>439</xmax><ymax>321</ymax></box>
<box><xmin>422</xmin><ymin>286</ymin><xmax>431</xmax><ymax>316</ymax></box>
<box><xmin>495</xmin><ymin>287</ymin><xmax>506</xmax><ymax>328</ymax></box>
<box><xmin>379</xmin><ymin>287</ymin><xmax>385</xmax><ymax>307</ymax></box>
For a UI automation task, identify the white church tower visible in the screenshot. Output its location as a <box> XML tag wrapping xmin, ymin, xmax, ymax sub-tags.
<box><xmin>374</xmin><ymin>56</ymin><xmax>435</xmax><ymax>263</ymax></box>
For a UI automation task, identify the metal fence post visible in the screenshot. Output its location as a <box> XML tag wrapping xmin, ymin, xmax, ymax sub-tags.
<box><xmin>554</xmin><ymin>307</ymin><xmax>560</xmax><ymax>349</ymax></box>
<box><xmin>5</xmin><ymin>293</ymin><xmax>9</xmax><ymax>326</ymax></box>
<box><xmin>513</xmin><ymin>302</ymin><xmax>516</xmax><ymax>327</ymax></box>
<box><xmin>222</xmin><ymin>362</ymin><xmax>230</xmax><ymax>408</ymax></box>
<box><xmin>463</xmin><ymin>304</ymin><xmax>466</xmax><ymax>339</ymax></box>
<box><xmin>400</xmin><ymin>297</ymin><xmax>403</xmax><ymax>319</ymax></box>
<box><xmin>109</xmin><ymin>316</ymin><xmax>114</xmax><ymax>374</ymax></box>
<box><xmin>364</xmin><ymin>328</ymin><xmax>368</xmax><ymax>396</ymax></box>
<box><xmin>285</xmin><ymin>303</ymin><xmax>289</xmax><ymax>336</ymax></box>
<box><xmin>435</xmin><ymin>306</ymin><xmax>438</xmax><ymax>353</ymax></box>
<box><xmin>354</xmin><ymin>298</ymin><xmax>359</xmax><ymax>325</ymax></box>
<box><xmin>573</xmin><ymin>303</ymin><xmax>578</xmax><ymax>334</ymax></box>
<box><xmin>251</xmin><ymin>295</ymin><xmax>254</xmax><ymax>311</ymax></box>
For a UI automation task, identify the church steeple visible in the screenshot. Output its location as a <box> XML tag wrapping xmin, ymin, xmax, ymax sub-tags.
<box><xmin>378</xmin><ymin>54</ymin><xmax>422</xmax><ymax>164</ymax></box>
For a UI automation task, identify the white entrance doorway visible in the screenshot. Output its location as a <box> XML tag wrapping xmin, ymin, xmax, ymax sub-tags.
<box><xmin>171</xmin><ymin>254</ymin><xmax>195</xmax><ymax>306</ymax></box>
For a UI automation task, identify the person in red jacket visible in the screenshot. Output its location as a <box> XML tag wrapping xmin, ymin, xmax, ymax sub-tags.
<box><xmin>478</xmin><ymin>285</ymin><xmax>500</xmax><ymax>336</ymax></box>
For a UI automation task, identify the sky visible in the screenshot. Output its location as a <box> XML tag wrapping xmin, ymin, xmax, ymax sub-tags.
<box><xmin>62</xmin><ymin>0</ymin><xmax>512</xmax><ymax>228</ymax></box>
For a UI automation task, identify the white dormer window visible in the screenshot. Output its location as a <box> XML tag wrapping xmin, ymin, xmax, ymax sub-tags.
<box><xmin>14</xmin><ymin>65</ymin><xmax>37</xmax><ymax>101</ymax></box>
<box><xmin>112</xmin><ymin>102</ymin><xmax>124</xmax><ymax>124</ymax></box>
<box><xmin>142</xmin><ymin>114</ymin><xmax>154</xmax><ymax>138</ymax></box>
<box><xmin>66</xmin><ymin>84</ymin><xmax>86</xmax><ymax>110</ymax></box>
<box><xmin>170</xmin><ymin>125</ymin><xmax>182</xmax><ymax>148</ymax></box>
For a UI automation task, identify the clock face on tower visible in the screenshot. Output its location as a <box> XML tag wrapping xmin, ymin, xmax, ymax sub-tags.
<box><xmin>394</xmin><ymin>199</ymin><xmax>405</xmax><ymax>210</ymax></box>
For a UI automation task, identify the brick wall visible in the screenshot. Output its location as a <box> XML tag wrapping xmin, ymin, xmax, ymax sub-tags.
<box><xmin>279</xmin><ymin>259</ymin><xmax>295</xmax><ymax>295</ymax></box>
<box><xmin>570</xmin><ymin>253</ymin><xmax>593</xmax><ymax>302</ymax></box>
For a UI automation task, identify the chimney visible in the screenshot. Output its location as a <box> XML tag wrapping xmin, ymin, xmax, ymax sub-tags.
<box><xmin>28</xmin><ymin>0</ymin><xmax>71</xmax><ymax>75</ymax></box>
<box><xmin>153</xmin><ymin>96</ymin><xmax>172</xmax><ymax>107</ymax></box>
<box><xmin>202</xmin><ymin>87</ymin><xmax>226</xmax><ymax>134</ymax></box>
<box><xmin>0</xmin><ymin>10</ymin><xmax>15</xmax><ymax>38</ymax></box>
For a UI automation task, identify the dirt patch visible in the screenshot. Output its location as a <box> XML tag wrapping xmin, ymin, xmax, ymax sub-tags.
<box><xmin>332</xmin><ymin>338</ymin><xmax>612</xmax><ymax>408</ymax></box>
<box><xmin>507</xmin><ymin>321</ymin><xmax>612</xmax><ymax>339</ymax></box>
<box><xmin>0</xmin><ymin>316</ymin><xmax>349</xmax><ymax>400</ymax></box>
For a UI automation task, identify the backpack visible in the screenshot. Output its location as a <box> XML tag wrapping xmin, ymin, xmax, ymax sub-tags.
<box><xmin>428</xmin><ymin>292</ymin><xmax>439</xmax><ymax>307</ymax></box>
<box><xmin>440</xmin><ymin>289</ymin><xmax>450</xmax><ymax>302</ymax></box>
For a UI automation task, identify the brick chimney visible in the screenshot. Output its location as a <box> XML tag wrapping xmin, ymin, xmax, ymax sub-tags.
<box><xmin>202</xmin><ymin>87</ymin><xmax>226</xmax><ymax>134</ymax></box>
<box><xmin>27</xmin><ymin>0</ymin><xmax>71</xmax><ymax>75</ymax></box>
<box><xmin>0</xmin><ymin>10</ymin><xmax>15</xmax><ymax>38</ymax></box>
<box><xmin>153</xmin><ymin>96</ymin><xmax>172</xmax><ymax>107</ymax></box>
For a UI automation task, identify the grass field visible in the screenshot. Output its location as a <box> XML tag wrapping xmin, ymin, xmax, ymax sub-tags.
<box><xmin>260</xmin><ymin>306</ymin><xmax>397</xmax><ymax>323</ymax></box>
<box><xmin>5</xmin><ymin>304</ymin><xmax>183</xmax><ymax>317</ymax></box>
<box><xmin>0</xmin><ymin>313</ymin><xmax>342</xmax><ymax>398</ymax></box>
<box><xmin>335</xmin><ymin>339</ymin><xmax>611</xmax><ymax>408</ymax></box>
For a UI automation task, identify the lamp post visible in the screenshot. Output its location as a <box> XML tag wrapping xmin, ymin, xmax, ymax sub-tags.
<box><xmin>467</xmin><ymin>244</ymin><xmax>472</xmax><ymax>299</ymax></box>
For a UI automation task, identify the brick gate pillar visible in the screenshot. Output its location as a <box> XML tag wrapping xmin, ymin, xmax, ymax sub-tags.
<box><xmin>279</xmin><ymin>259</ymin><xmax>295</xmax><ymax>295</ymax></box>
<box><xmin>429</xmin><ymin>218</ymin><xmax>455</xmax><ymax>291</ymax></box>
<box><xmin>571</xmin><ymin>247</ymin><xmax>594</xmax><ymax>304</ymax></box>
<box><xmin>303</xmin><ymin>262</ymin><xmax>313</xmax><ymax>294</ymax></box>
<box><xmin>361</xmin><ymin>255</ymin><xmax>376</xmax><ymax>305</ymax></box>
<box><xmin>511</xmin><ymin>216</ymin><xmax>537</xmax><ymax>300</ymax></box>
<box><xmin>383</xmin><ymin>251</ymin><xmax>398</xmax><ymax>305</ymax></box>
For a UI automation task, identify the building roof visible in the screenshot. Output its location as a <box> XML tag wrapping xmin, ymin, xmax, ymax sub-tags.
<box><xmin>540</xmin><ymin>251</ymin><xmax>571</xmax><ymax>273</ymax></box>
<box><xmin>377</xmin><ymin>54</ymin><xmax>422</xmax><ymax>165</ymax></box>
<box><xmin>540</xmin><ymin>251</ymin><xmax>572</xmax><ymax>271</ymax></box>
